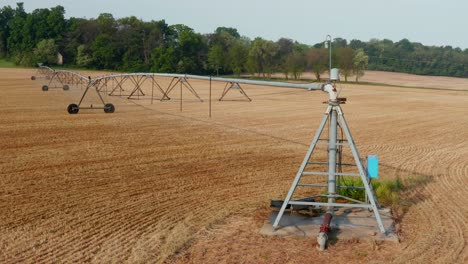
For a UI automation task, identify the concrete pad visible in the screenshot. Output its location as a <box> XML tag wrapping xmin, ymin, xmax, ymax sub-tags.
<box><xmin>260</xmin><ymin>208</ymin><xmax>399</xmax><ymax>242</ymax></box>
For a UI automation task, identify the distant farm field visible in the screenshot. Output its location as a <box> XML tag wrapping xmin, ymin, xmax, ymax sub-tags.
<box><xmin>1</xmin><ymin>68</ymin><xmax>467</xmax><ymax>263</ymax></box>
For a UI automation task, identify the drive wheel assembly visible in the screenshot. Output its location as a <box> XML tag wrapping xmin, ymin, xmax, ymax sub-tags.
<box><xmin>67</xmin><ymin>104</ymin><xmax>79</xmax><ymax>114</ymax></box>
<box><xmin>104</xmin><ymin>103</ymin><xmax>115</xmax><ymax>113</ymax></box>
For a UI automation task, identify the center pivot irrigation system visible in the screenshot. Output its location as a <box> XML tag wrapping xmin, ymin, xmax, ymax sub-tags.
<box><xmin>33</xmin><ymin>66</ymin><xmax>260</xmax><ymax>113</ymax></box>
<box><xmin>33</xmin><ymin>66</ymin><xmax>320</xmax><ymax>114</ymax></box>
<box><xmin>271</xmin><ymin>70</ymin><xmax>386</xmax><ymax>251</ymax></box>
<box><xmin>32</xmin><ymin>39</ymin><xmax>387</xmax><ymax>250</ymax></box>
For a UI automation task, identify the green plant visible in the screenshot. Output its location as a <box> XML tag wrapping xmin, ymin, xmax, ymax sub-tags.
<box><xmin>336</xmin><ymin>176</ymin><xmax>404</xmax><ymax>207</ymax></box>
<box><xmin>338</xmin><ymin>176</ymin><xmax>366</xmax><ymax>201</ymax></box>
<box><xmin>373</xmin><ymin>178</ymin><xmax>403</xmax><ymax>206</ymax></box>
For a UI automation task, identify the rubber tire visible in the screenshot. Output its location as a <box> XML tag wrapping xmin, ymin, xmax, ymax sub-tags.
<box><xmin>63</xmin><ymin>85</ymin><xmax>70</xmax><ymax>91</ymax></box>
<box><xmin>31</xmin><ymin>76</ymin><xmax>36</xmax><ymax>80</ymax></box>
<box><xmin>67</xmin><ymin>104</ymin><xmax>79</xmax><ymax>114</ymax></box>
<box><xmin>42</xmin><ymin>85</ymin><xmax>49</xmax><ymax>91</ymax></box>
<box><xmin>104</xmin><ymin>103</ymin><xmax>115</xmax><ymax>113</ymax></box>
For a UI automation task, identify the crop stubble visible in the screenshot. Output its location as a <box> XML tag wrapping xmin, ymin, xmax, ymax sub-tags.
<box><xmin>0</xmin><ymin>68</ymin><xmax>467</xmax><ymax>263</ymax></box>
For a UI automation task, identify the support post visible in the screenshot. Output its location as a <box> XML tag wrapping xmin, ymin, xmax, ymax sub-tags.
<box><xmin>337</xmin><ymin>107</ymin><xmax>385</xmax><ymax>232</ymax></box>
<box><xmin>151</xmin><ymin>74</ymin><xmax>154</xmax><ymax>105</ymax></box>
<box><xmin>272</xmin><ymin>106</ymin><xmax>331</xmax><ymax>229</ymax></box>
<box><xmin>180</xmin><ymin>79</ymin><xmax>183</xmax><ymax>112</ymax></box>
<box><xmin>209</xmin><ymin>75</ymin><xmax>212</xmax><ymax>118</ymax></box>
<box><xmin>327</xmin><ymin>108</ymin><xmax>338</xmax><ymax>213</ymax></box>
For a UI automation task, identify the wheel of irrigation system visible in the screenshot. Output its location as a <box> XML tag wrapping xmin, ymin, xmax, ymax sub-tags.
<box><xmin>42</xmin><ymin>85</ymin><xmax>49</xmax><ymax>91</ymax></box>
<box><xmin>63</xmin><ymin>85</ymin><xmax>70</xmax><ymax>91</ymax></box>
<box><xmin>104</xmin><ymin>103</ymin><xmax>115</xmax><ymax>113</ymax></box>
<box><xmin>31</xmin><ymin>76</ymin><xmax>36</xmax><ymax>80</ymax></box>
<box><xmin>67</xmin><ymin>104</ymin><xmax>79</xmax><ymax>114</ymax></box>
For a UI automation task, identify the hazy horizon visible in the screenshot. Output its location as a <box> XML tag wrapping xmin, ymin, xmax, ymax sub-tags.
<box><xmin>2</xmin><ymin>0</ymin><xmax>468</xmax><ymax>49</ymax></box>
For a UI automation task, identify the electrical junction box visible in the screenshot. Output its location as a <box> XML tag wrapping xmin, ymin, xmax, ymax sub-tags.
<box><xmin>367</xmin><ymin>155</ymin><xmax>379</xmax><ymax>179</ymax></box>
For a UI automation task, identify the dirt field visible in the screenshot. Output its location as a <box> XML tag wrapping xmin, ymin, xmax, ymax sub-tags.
<box><xmin>270</xmin><ymin>70</ymin><xmax>468</xmax><ymax>91</ymax></box>
<box><xmin>1</xmin><ymin>68</ymin><xmax>467</xmax><ymax>263</ymax></box>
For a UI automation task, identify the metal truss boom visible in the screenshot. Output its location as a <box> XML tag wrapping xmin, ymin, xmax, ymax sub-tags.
<box><xmin>92</xmin><ymin>72</ymin><xmax>323</xmax><ymax>91</ymax></box>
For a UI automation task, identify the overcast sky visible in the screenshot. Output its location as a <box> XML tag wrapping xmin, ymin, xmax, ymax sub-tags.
<box><xmin>2</xmin><ymin>0</ymin><xmax>467</xmax><ymax>49</ymax></box>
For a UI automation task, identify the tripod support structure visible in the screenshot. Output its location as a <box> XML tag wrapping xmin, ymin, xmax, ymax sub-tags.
<box><xmin>272</xmin><ymin>100</ymin><xmax>385</xmax><ymax>234</ymax></box>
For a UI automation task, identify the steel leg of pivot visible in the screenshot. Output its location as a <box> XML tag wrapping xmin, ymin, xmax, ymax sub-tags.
<box><xmin>219</xmin><ymin>82</ymin><xmax>252</xmax><ymax>101</ymax></box>
<box><xmin>162</xmin><ymin>77</ymin><xmax>180</xmax><ymax>101</ymax></box>
<box><xmin>336</xmin><ymin>107</ymin><xmax>385</xmax><ymax>233</ymax></box>
<box><xmin>272</xmin><ymin>104</ymin><xmax>385</xmax><ymax>234</ymax></box>
<box><xmin>273</xmin><ymin>106</ymin><xmax>332</xmax><ymax>229</ymax></box>
<box><xmin>181</xmin><ymin>78</ymin><xmax>203</xmax><ymax>102</ymax></box>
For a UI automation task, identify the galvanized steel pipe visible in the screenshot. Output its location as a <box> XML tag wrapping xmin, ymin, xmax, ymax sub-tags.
<box><xmin>92</xmin><ymin>73</ymin><xmax>323</xmax><ymax>91</ymax></box>
<box><xmin>328</xmin><ymin>108</ymin><xmax>338</xmax><ymax>213</ymax></box>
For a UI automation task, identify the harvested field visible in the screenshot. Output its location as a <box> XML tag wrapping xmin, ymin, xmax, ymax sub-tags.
<box><xmin>269</xmin><ymin>70</ymin><xmax>468</xmax><ymax>91</ymax></box>
<box><xmin>1</xmin><ymin>68</ymin><xmax>467</xmax><ymax>263</ymax></box>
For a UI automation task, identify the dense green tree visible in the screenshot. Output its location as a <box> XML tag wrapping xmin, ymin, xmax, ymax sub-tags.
<box><xmin>75</xmin><ymin>44</ymin><xmax>92</xmax><ymax>67</ymax></box>
<box><xmin>307</xmin><ymin>48</ymin><xmax>328</xmax><ymax>81</ymax></box>
<box><xmin>0</xmin><ymin>3</ymin><xmax>466</xmax><ymax>78</ymax></box>
<box><xmin>337</xmin><ymin>47</ymin><xmax>355</xmax><ymax>81</ymax></box>
<box><xmin>206</xmin><ymin>27</ymin><xmax>238</xmax><ymax>74</ymax></box>
<box><xmin>6</xmin><ymin>3</ymin><xmax>27</xmax><ymax>56</ymax></box>
<box><xmin>47</xmin><ymin>6</ymin><xmax>66</xmax><ymax>40</ymax></box>
<box><xmin>96</xmin><ymin>13</ymin><xmax>116</xmax><ymax>35</ymax></box>
<box><xmin>141</xmin><ymin>20</ymin><xmax>168</xmax><ymax>66</ymax></box>
<box><xmin>71</xmin><ymin>19</ymin><xmax>99</xmax><ymax>45</ymax></box>
<box><xmin>60</xmin><ymin>17</ymin><xmax>84</xmax><ymax>64</ymax></box>
<box><xmin>276</xmin><ymin>38</ymin><xmax>294</xmax><ymax>79</ymax></box>
<box><xmin>353</xmin><ymin>48</ymin><xmax>368</xmax><ymax>82</ymax></box>
<box><xmin>349</xmin><ymin>39</ymin><xmax>365</xmax><ymax>50</ymax></box>
<box><xmin>0</xmin><ymin>5</ymin><xmax>14</xmax><ymax>57</ymax></box>
<box><xmin>228</xmin><ymin>37</ymin><xmax>249</xmax><ymax>76</ymax></box>
<box><xmin>33</xmin><ymin>38</ymin><xmax>57</xmax><ymax>65</ymax></box>
<box><xmin>21</xmin><ymin>9</ymin><xmax>49</xmax><ymax>51</ymax></box>
<box><xmin>207</xmin><ymin>44</ymin><xmax>223</xmax><ymax>75</ymax></box>
<box><xmin>247</xmin><ymin>37</ymin><xmax>278</xmax><ymax>77</ymax></box>
<box><xmin>333</xmin><ymin>38</ymin><xmax>347</xmax><ymax>48</ymax></box>
<box><xmin>285</xmin><ymin>49</ymin><xmax>306</xmax><ymax>80</ymax></box>
<box><xmin>396</xmin><ymin>38</ymin><xmax>415</xmax><ymax>53</ymax></box>
<box><xmin>117</xmin><ymin>16</ymin><xmax>146</xmax><ymax>71</ymax></box>
<box><xmin>151</xmin><ymin>46</ymin><xmax>177</xmax><ymax>72</ymax></box>
<box><xmin>215</xmin><ymin>27</ymin><xmax>240</xmax><ymax>39</ymax></box>
<box><xmin>91</xmin><ymin>34</ymin><xmax>116</xmax><ymax>69</ymax></box>
<box><xmin>277</xmin><ymin>38</ymin><xmax>294</xmax><ymax>56</ymax></box>
<box><xmin>169</xmin><ymin>24</ymin><xmax>207</xmax><ymax>74</ymax></box>
<box><xmin>122</xmin><ymin>48</ymin><xmax>146</xmax><ymax>72</ymax></box>
<box><xmin>4</xmin><ymin>3</ymin><xmax>66</xmax><ymax>64</ymax></box>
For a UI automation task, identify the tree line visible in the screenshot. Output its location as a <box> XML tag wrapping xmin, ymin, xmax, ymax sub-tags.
<box><xmin>1</xmin><ymin>3</ymin><xmax>467</xmax><ymax>80</ymax></box>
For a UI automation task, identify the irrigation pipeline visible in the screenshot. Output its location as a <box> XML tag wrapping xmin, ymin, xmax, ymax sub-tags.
<box><xmin>91</xmin><ymin>72</ymin><xmax>323</xmax><ymax>91</ymax></box>
<box><xmin>35</xmin><ymin>65</ymin><xmax>329</xmax><ymax>115</ymax></box>
<box><xmin>35</xmin><ymin>65</ymin><xmax>323</xmax><ymax>97</ymax></box>
<box><xmin>318</xmin><ymin>212</ymin><xmax>333</xmax><ymax>251</ymax></box>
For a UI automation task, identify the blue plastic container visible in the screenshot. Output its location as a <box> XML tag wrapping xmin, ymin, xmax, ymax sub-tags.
<box><xmin>367</xmin><ymin>155</ymin><xmax>379</xmax><ymax>179</ymax></box>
